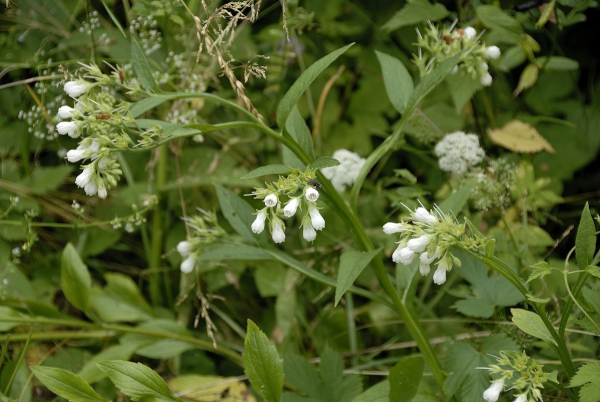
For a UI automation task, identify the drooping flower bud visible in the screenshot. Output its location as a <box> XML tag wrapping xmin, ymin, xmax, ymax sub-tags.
<box><xmin>309</xmin><ymin>207</ymin><xmax>325</xmax><ymax>231</ymax></box>
<box><xmin>251</xmin><ymin>210</ymin><xmax>267</xmax><ymax>234</ymax></box>
<box><xmin>383</xmin><ymin>222</ymin><xmax>407</xmax><ymax>234</ymax></box>
<box><xmin>485</xmin><ymin>46</ymin><xmax>501</xmax><ymax>59</ymax></box>
<box><xmin>66</xmin><ymin>149</ymin><xmax>86</xmax><ymax>163</ymax></box>
<box><xmin>177</xmin><ymin>241</ymin><xmax>192</xmax><ymax>257</ymax></box>
<box><xmin>481</xmin><ymin>73</ymin><xmax>493</xmax><ymax>86</ymax></box>
<box><xmin>482</xmin><ymin>380</ymin><xmax>503</xmax><ymax>402</ymax></box>
<box><xmin>97</xmin><ymin>180</ymin><xmax>107</xmax><ymax>199</ymax></box>
<box><xmin>302</xmin><ymin>217</ymin><xmax>317</xmax><ymax>242</ymax></box>
<box><xmin>284</xmin><ymin>198</ymin><xmax>300</xmax><ymax>217</ymax></box>
<box><xmin>57</xmin><ymin>105</ymin><xmax>76</xmax><ymax>119</ymax></box>
<box><xmin>64</xmin><ymin>81</ymin><xmax>88</xmax><ymax>98</ymax></box>
<box><xmin>463</xmin><ymin>27</ymin><xmax>476</xmax><ymax>39</ymax></box>
<box><xmin>414</xmin><ymin>207</ymin><xmax>437</xmax><ymax>224</ymax></box>
<box><xmin>271</xmin><ymin>220</ymin><xmax>286</xmax><ymax>244</ymax></box>
<box><xmin>407</xmin><ymin>235</ymin><xmax>430</xmax><ymax>253</ymax></box>
<box><xmin>75</xmin><ymin>166</ymin><xmax>94</xmax><ymax>188</ymax></box>
<box><xmin>305</xmin><ymin>186</ymin><xmax>319</xmax><ymax>202</ymax></box>
<box><xmin>57</xmin><ymin>121</ymin><xmax>79</xmax><ymax>138</ymax></box>
<box><xmin>84</xmin><ymin>177</ymin><xmax>98</xmax><ymax>196</ymax></box>
<box><xmin>180</xmin><ymin>256</ymin><xmax>195</xmax><ymax>273</ymax></box>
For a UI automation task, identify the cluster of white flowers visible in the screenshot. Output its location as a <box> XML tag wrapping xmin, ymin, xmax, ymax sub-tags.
<box><xmin>434</xmin><ymin>131</ymin><xmax>485</xmax><ymax>175</ymax></box>
<box><xmin>175</xmin><ymin>210</ymin><xmax>224</xmax><ymax>273</ymax></box>
<box><xmin>321</xmin><ymin>149</ymin><xmax>366</xmax><ymax>192</ymax></box>
<box><xmin>251</xmin><ymin>185</ymin><xmax>325</xmax><ymax>244</ymax></box>
<box><xmin>384</xmin><ymin>205</ymin><xmax>466</xmax><ymax>285</ymax></box>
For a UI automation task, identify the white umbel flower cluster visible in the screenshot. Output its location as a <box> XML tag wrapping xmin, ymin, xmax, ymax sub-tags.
<box><xmin>434</xmin><ymin>131</ymin><xmax>485</xmax><ymax>175</ymax></box>
<box><xmin>321</xmin><ymin>149</ymin><xmax>366</xmax><ymax>192</ymax></box>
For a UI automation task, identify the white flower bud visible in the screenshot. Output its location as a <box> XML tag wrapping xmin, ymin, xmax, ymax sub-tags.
<box><xmin>264</xmin><ymin>194</ymin><xmax>278</xmax><ymax>208</ymax></box>
<box><xmin>64</xmin><ymin>81</ymin><xmax>88</xmax><ymax>98</ymax></box>
<box><xmin>177</xmin><ymin>241</ymin><xmax>192</xmax><ymax>257</ymax></box>
<box><xmin>309</xmin><ymin>207</ymin><xmax>325</xmax><ymax>231</ymax></box>
<box><xmin>251</xmin><ymin>210</ymin><xmax>267</xmax><ymax>234</ymax></box>
<box><xmin>420</xmin><ymin>249</ymin><xmax>438</xmax><ymax>265</ymax></box>
<box><xmin>407</xmin><ymin>235</ymin><xmax>430</xmax><ymax>253</ymax></box>
<box><xmin>180</xmin><ymin>256</ymin><xmax>195</xmax><ymax>273</ymax></box>
<box><xmin>302</xmin><ymin>220</ymin><xmax>317</xmax><ymax>242</ymax></box>
<box><xmin>485</xmin><ymin>46</ymin><xmax>501</xmax><ymax>59</ymax></box>
<box><xmin>305</xmin><ymin>186</ymin><xmax>319</xmax><ymax>202</ymax></box>
<box><xmin>57</xmin><ymin>121</ymin><xmax>79</xmax><ymax>138</ymax></box>
<box><xmin>481</xmin><ymin>62</ymin><xmax>489</xmax><ymax>71</ymax></box>
<box><xmin>419</xmin><ymin>262</ymin><xmax>431</xmax><ymax>276</ymax></box>
<box><xmin>513</xmin><ymin>395</ymin><xmax>527</xmax><ymax>402</ymax></box>
<box><xmin>483</xmin><ymin>381</ymin><xmax>503</xmax><ymax>402</ymax></box>
<box><xmin>433</xmin><ymin>265</ymin><xmax>447</xmax><ymax>285</ymax></box>
<box><xmin>66</xmin><ymin>149</ymin><xmax>86</xmax><ymax>163</ymax></box>
<box><xmin>464</xmin><ymin>27</ymin><xmax>476</xmax><ymax>39</ymax></box>
<box><xmin>57</xmin><ymin>106</ymin><xmax>76</xmax><ymax>119</ymax></box>
<box><xmin>84</xmin><ymin>177</ymin><xmax>98</xmax><ymax>196</ymax></box>
<box><xmin>97</xmin><ymin>180</ymin><xmax>107</xmax><ymax>199</ymax></box>
<box><xmin>283</xmin><ymin>198</ymin><xmax>300</xmax><ymax>218</ymax></box>
<box><xmin>481</xmin><ymin>73</ymin><xmax>493</xmax><ymax>87</ymax></box>
<box><xmin>75</xmin><ymin>166</ymin><xmax>94</xmax><ymax>188</ymax></box>
<box><xmin>383</xmin><ymin>222</ymin><xmax>406</xmax><ymax>234</ymax></box>
<box><xmin>272</xmin><ymin>221</ymin><xmax>286</xmax><ymax>244</ymax></box>
<box><xmin>414</xmin><ymin>207</ymin><xmax>437</xmax><ymax>224</ymax></box>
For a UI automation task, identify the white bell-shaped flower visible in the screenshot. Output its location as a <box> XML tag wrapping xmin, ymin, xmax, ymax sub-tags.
<box><xmin>67</xmin><ymin>149</ymin><xmax>86</xmax><ymax>163</ymax></box>
<box><xmin>414</xmin><ymin>207</ymin><xmax>437</xmax><ymax>224</ymax></box>
<box><xmin>308</xmin><ymin>207</ymin><xmax>325</xmax><ymax>230</ymax></box>
<box><xmin>84</xmin><ymin>177</ymin><xmax>98</xmax><ymax>196</ymax></box>
<box><xmin>302</xmin><ymin>217</ymin><xmax>317</xmax><ymax>242</ymax></box>
<box><xmin>383</xmin><ymin>222</ymin><xmax>407</xmax><ymax>234</ymax></box>
<box><xmin>57</xmin><ymin>106</ymin><xmax>76</xmax><ymax>119</ymax></box>
<box><xmin>483</xmin><ymin>380</ymin><xmax>503</xmax><ymax>402</ymax></box>
<box><xmin>251</xmin><ymin>210</ymin><xmax>267</xmax><ymax>234</ymax></box>
<box><xmin>75</xmin><ymin>166</ymin><xmax>94</xmax><ymax>188</ymax></box>
<box><xmin>177</xmin><ymin>241</ymin><xmax>192</xmax><ymax>257</ymax></box>
<box><xmin>180</xmin><ymin>256</ymin><xmax>195</xmax><ymax>273</ymax></box>
<box><xmin>463</xmin><ymin>27</ymin><xmax>476</xmax><ymax>39</ymax></box>
<box><xmin>485</xmin><ymin>46</ymin><xmax>501</xmax><ymax>59</ymax></box>
<box><xmin>64</xmin><ymin>81</ymin><xmax>88</xmax><ymax>98</ymax></box>
<box><xmin>481</xmin><ymin>73</ymin><xmax>493</xmax><ymax>86</ymax></box>
<box><xmin>407</xmin><ymin>235</ymin><xmax>430</xmax><ymax>253</ymax></box>
<box><xmin>305</xmin><ymin>186</ymin><xmax>319</xmax><ymax>202</ymax></box>
<box><xmin>264</xmin><ymin>194</ymin><xmax>278</xmax><ymax>208</ymax></box>
<box><xmin>271</xmin><ymin>220</ymin><xmax>286</xmax><ymax>244</ymax></box>
<box><xmin>97</xmin><ymin>180</ymin><xmax>107</xmax><ymax>199</ymax></box>
<box><xmin>57</xmin><ymin>121</ymin><xmax>79</xmax><ymax>138</ymax></box>
<box><xmin>283</xmin><ymin>198</ymin><xmax>300</xmax><ymax>217</ymax></box>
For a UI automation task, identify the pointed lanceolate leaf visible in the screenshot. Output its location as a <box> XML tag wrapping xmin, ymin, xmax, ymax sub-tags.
<box><xmin>375</xmin><ymin>51</ymin><xmax>414</xmax><ymax>114</ymax></box>
<box><xmin>335</xmin><ymin>248</ymin><xmax>381</xmax><ymax>305</ymax></box>
<box><xmin>511</xmin><ymin>308</ymin><xmax>557</xmax><ymax>346</ymax></box>
<box><xmin>214</xmin><ymin>185</ymin><xmax>268</xmax><ymax>246</ymax></box>
<box><xmin>308</xmin><ymin>156</ymin><xmax>341</xmax><ymax>170</ymax></box>
<box><xmin>283</xmin><ymin>106</ymin><xmax>315</xmax><ymax>169</ymax></box>
<box><xmin>96</xmin><ymin>360</ymin><xmax>181</xmax><ymax>401</ymax></box>
<box><xmin>131</xmin><ymin>38</ymin><xmax>159</xmax><ymax>92</ymax></box>
<box><xmin>277</xmin><ymin>43</ymin><xmax>354</xmax><ymax>128</ymax></box>
<box><xmin>389</xmin><ymin>355</ymin><xmax>425</xmax><ymax>402</ymax></box>
<box><xmin>31</xmin><ymin>366</ymin><xmax>108</xmax><ymax>402</ymax></box>
<box><xmin>243</xmin><ymin>320</ymin><xmax>284</xmax><ymax>402</ymax></box>
<box><xmin>243</xmin><ymin>165</ymin><xmax>292</xmax><ymax>179</ymax></box>
<box><xmin>61</xmin><ymin>243</ymin><xmax>91</xmax><ymax>311</ymax></box>
<box><xmin>576</xmin><ymin>202</ymin><xmax>596</xmax><ymax>270</ymax></box>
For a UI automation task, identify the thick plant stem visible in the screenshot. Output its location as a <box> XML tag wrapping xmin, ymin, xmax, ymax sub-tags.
<box><xmin>463</xmin><ymin>248</ymin><xmax>576</xmax><ymax>379</ymax></box>
<box><xmin>149</xmin><ymin>145</ymin><xmax>168</xmax><ymax>306</ymax></box>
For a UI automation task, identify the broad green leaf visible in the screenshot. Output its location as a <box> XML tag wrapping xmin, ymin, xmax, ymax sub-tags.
<box><xmin>335</xmin><ymin>248</ymin><xmax>381</xmax><ymax>305</ymax></box>
<box><xmin>61</xmin><ymin>243</ymin><xmax>91</xmax><ymax>311</ymax></box>
<box><xmin>0</xmin><ymin>306</ymin><xmax>26</xmax><ymax>331</ymax></box>
<box><xmin>351</xmin><ymin>381</ymin><xmax>389</xmax><ymax>402</ymax></box>
<box><xmin>586</xmin><ymin>266</ymin><xmax>600</xmax><ymax>279</ymax></box>
<box><xmin>526</xmin><ymin>261</ymin><xmax>552</xmax><ymax>283</ymax></box>
<box><xmin>168</xmin><ymin>375</ymin><xmax>252</xmax><ymax>401</ymax></box>
<box><xmin>96</xmin><ymin>360</ymin><xmax>181</xmax><ymax>401</ymax></box>
<box><xmin>452</xmin><ymin>251</ymin><xmax>524</xmax><ymax>318</ymax></box>
<box><xmin>499</xmin><ymin>46</ymin><xmax>527</xmax><ymax>71</ymax></box>
<box><xmin>444</xmin><ymin>334</ymin><xmax>518</xmax><ymax>400</ymax></box>
<box><xmin>389</xmin><ymin>356</ymin><xmax>424</xmax><ymax>402</ymax></box>
<box><xmin>243</xmin><ymin>320</ymin><xmax>284</xmax><ymax>402</ymax></box>
<box><xmin>215</xmin><ymin>185</ymin><xmax>268</xmax><ymax>246</ymax></box>
<box><xmin>282</xmin><ymin>353</ymin><xmax>321</xmax><ymax>399</ymax></box>
<box><xmin>30</xmin><ymin>366</ymin><xmax>108</xmax><ymax>402</ymax></box>
<box><xmin>78</xmin><ymin>344</ymin><xmax>139</xmax><ymax>384</ymax></box>
<box><xmin>438</xmin><ymin>180</ymin><xmax>476</xmax><ymax>215</ymax></box>
<box><xmin>319</xmin><ymin>346</ymin><xmax>362</xmax><ymax>402</ymax></box>
<box><xmin>446</xmin><ymin>71</ymin><xmax>484</xmax><ymax>113</ymax></box>
<box><xmin>131</xmin><ymin>38</ymin><xmax>159</xmax><ymax>92</ymax></box>
<box><xmin>576</xmin><ymin>202</ymin><xmax>596</xmax><ymax>270</ymax></box>
<box><xmin>511</xmin><ymin>308</ymin><xmax>557</xmax><ymax>346</ymax></box>
<box><xmin>582</xmin><ymin>286</ymin><xmax>600</xmax><ymax>315</ymax></box>
<box><xmin>382</xmin><ymin>0</ymin><xmax>449</xmax><ymax>31</ymax></box>
<box><xmin>476</xmin><ymin>5</ymin><xmax>524</xmax><ymax>43</ymax></box>
<box><xmin>104</xmin><ymin>273</ymin><xmax>153</xmax><ymax>315</ymax></box>
<box><xmin>375</xmin><ymin>51</ymin><xmax>414</xmax><ymax>114</ymax></box>
<box><xmin>243</xmin><ymin>165</ymin><xmax>292</xmax><ymax>179</ymax></box>
<box><xmin>283</xmin><ymin>106</ymin><xmax>315</xmax><ymax>169</ymax></box>
<box><xmin>119</xmin><ymin>319</ymin><xmax>196</xmax><ymax>359</ymax></box>
<box><xmin>23</xmin><ymin>165</ymin><xmax>73</xmax><ymax>195</ymax></box>
<box><xmin>87</xmin><ymin>288</ymin><xmax>152</xmax><ymax>323</ymax></box>
<box><xmin>307</xmin><ymin>156</ymin><xmax>341</xmax><ymax>170</ymax></box>
<box><xmin>199</xmin><ymin>245</ymin><xmax>273</xmax><ymax>261</ymax></box>
<box><xmin>570</xmin><ymin>362</ymin><xmax>600</xmax><ymax>402</ymax></box>
<box><xmin>408</xmin><ymin>54</ymin><xmax>461</xmax><ymax>108</ymax></box>
<box><xmin>255</xmin><ymin>265</ymin><xmax>288</xmax><ymax>297</ymax></box>
<box><xmin>130</xmin><ymin>95</ymin><xmax>171</xmax><ymax>117</ymax></box>
<box><xmin>277</xmin><ymin>43</ymin><xmax>353</xmax><ymax>128</ymax></box>
<box><xmin>537</xmin><ymin>56</ymin><xmax>579</xmax><ymax>71</ymax></box>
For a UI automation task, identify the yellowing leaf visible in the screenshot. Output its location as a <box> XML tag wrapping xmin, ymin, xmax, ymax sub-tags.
<box><xmin>487</xmin><ymin>120</ymin><xmax>555</xmax><ymax>154</ymax></box>
<box><xmin>167</xmin><ymin>375</ymin><xmax>255</xmax><ymax>402</ymax></box>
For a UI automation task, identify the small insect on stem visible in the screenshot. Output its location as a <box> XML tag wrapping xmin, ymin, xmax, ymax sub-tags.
<box><xmin>118</xmin><ymin>69</ymin><xmax>125</xmax><ymax>84</ymax></box>
<box><xmin>307</xmin><ymin>179</ymin><xmax>322</xmax><ymax>189</ymax></box>
<box><xmin>96</xmin><ymin>114</ymin><xmax>111</xmax><ymax>120</ymax></box>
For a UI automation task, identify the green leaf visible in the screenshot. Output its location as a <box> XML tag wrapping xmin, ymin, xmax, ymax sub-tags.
<box><xmin>282</xmin><ymin>353</ymin><xmax>321</xmax><ymax>399</ymax></box>
<box><xmin>586</xmin><ymin>265</ymin><xmax>600</xmax><ymax>279</ymax></box>
<box><xmin>351</xmin><ymin>381</ymin><xmax>389</xmax><ymax>402</ymax></box>
<box><xmin>283</xmin><ymin>106</ymin><xmax>315</xmax><ymax>169</ymax></box>
<box><xmin>243</xmin><ymin>165</ymin><xmax>292</xmax><ymax>179</ymax></box>
<box><xmin>382</xmin><ymin>0</ymin><xmax>449</xmax><ymax>31</ymax></box>
<box><xmin>446</xmin><ymin>71</ymin><xmax>484</xmax><ymax>113</ymax></box>
<box><xmin>452</xmin><ymin>250</ymin><xmax>525</xmax><ymax>318</ymax></box>
<box><xmin>537</xmin><ymin>56</ymin><xmax>580</xmax><ymax>71</ymax></box>
<box><xmin>131</xmin><ymin>38</ymin><xmax>159</xmax><ymax>92</ymax></box>
<box><xmin>215</xmin><ymin>185</ymin><xmax>268</xmax><ymax>246</ymax></box>
<box><xmin>243</xmin><ymin>320</ymin><xmax>284</xmax><ymax>402</ymax></box>
<box><xmin>375</xmin><ymin>51</ymin><xmax>414</xmax><ymax>114</ymax></box>
<box><xmin>582</xmin><ymin>286</ymin><xmax>600</xmax><ymax>315</ymax></box>
<box><xmin>23</xmin><ymin>165</ymin><xmax>73</xmax><ymax>195</ymax></box>
<box><xmin>130</xmin><ymin>95</ymin><xmax>171</xmax><ymax>117</ymax></box>
<box><xmin>0</xmin><ymin>306</ymin><xmax>26</xmax><ymax>331</ymax></box>
<box><xmin>408</xmin><ymin>54</ymin><xmax>461</xmax><ymax>108</ymax></box>
<box><xmin>30</xmin><ymin>366</ymin><xmax>108</xmax><ymax>402</ymax></box>
<box><xmin>277</xmin><ymin>43</ymin><xmax>354</xmax><ymax>128</ymax></box>
<box><xmin>389</xmin><ymin>356</ymin><xmax>424</xmax><ymax>402</ymax></box>
<box><xmin>438</xmin><ymin>180</ymin><xmax>476</xmax><ymax>215</ymax></box>
<box><xmin>119</xmin><ymin>319</ymin><xmax>196</xmax><ymax>359</ymax></box>
<box><xmin>570</xmin><ymin>362</ymin><xmax>600</xmax><ymax>402</ymax></box>
<box><xmin>319</xmin><ymin>346</ymin><xmax>362</xmax><ymax>402</ymax></box>
<box><xmin>308</xmin><ymin>156</ymin><xmax>341</xmax><ymax>170</ymax></box>
<box><xmin>199</xmin><ymin>245</ymin><xmax>273</xmax><ymax>261</ymax></box>
<box><xmin>511</xmin><ymin>308</ymin><xmax>557</xmax><ymax>346</ymax></box>
<box><xmin>96</xmin><ymin>360</ymin><xmax>181</xmax><ymax>401</ymax></box>
<box><xmin>526</xmin><ymin>261</ymin><xmax>552</xmax><ymax>284</ymax></box>
<box><xmin>78</xmin><ymin>344</ymin><xmax>139</xmax><ymax>384</ymax></box>
<box><xmin>87</xmin><ymin>288</ymin><xmax>152</xmax><ymax>323</ymax></box>
<box><xmin>476</xmin><ymin>5</ymin><xmax>524</xmax><ymax>43</ymax></box>
<box><xmin>576</xmin><ymin>202</ymin><xmax>596</xmax><ymax>270</ymax></box>
<box><xmin>444</xmin><ymin>335</ymin><xmax>518</xmax><ymax>400</ymax></box>
<box><xmin>61</xmin><ymin>243</ymin><xmax>91</xmax><ymax>311</ymax></box>
<box><xmin>104</xmin><ymin>273</ymin><xmax>153</xmax><ymax>315</ymax></box>
<box><xmin>335</xmin><ymin>248</ymin><xmax>381</xmax><ymax>305</ymax></box>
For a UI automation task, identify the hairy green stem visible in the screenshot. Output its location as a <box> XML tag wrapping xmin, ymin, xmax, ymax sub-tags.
<box><xmin>149</xmin><ymin>145</ymin><xmax>168</xmax><ymax>306</ymax></box>
<box><xmin>559</xmin><ymin>272</ymin><xmax>589</xmax><ymax>339</ymax></box>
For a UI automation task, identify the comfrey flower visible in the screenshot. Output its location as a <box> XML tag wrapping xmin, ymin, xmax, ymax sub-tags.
<box><xmin>284</xmin><ymin>198</ymin><xmax>300</xmax><ymax>218</ymax></box>
<box><xmin>176</xmin><ymin>210</ymin><xmax>225</xmax><ymax>273</ymax></box>
<box><xmin>64</xmin><ymin>80</ymin><xmax>88</xmax><ymax>98</ymax></box>
<box><xmin>75</xmin><ymin>165</ymin><xmax>95</xmax><ymax>188</ymax></box>
<box><xmin>252</xmin><ymin>209</ymin><xmax>268</xmax><ymax>234</ymax></box>
<box><xmin>264</xmin><ymin>194</ymin><xmax>278</xmax><ymax>208</ymax></box>
<box><xmin>308</xmin><ymin>205</ymin><xmax>325</xmax><ymax>231</ymax></box>
<box><xmin>321</xmin><ymin>149</ymin><xmax>366</xmax><ymax>192</ymax></box>
<box><xmin>57</xmin><ymin>106</ymin><xmax>76</xmax><ymax>119</ymax></box>
<box><xmin>180</xmin><ymin>256</ymin><xmax>195</xmax><ymax>273</ymax></box>
<box><xmin>483</xmin><ymin>380</ymin><xmax>504</xmax><ymax>402</ymax></box>
<box><xmin>305</xmin><ymin>186</ymin><xmax>319</xmax><ymax>202</ymax></box>
<box><xmin>56</xmin><ymin>121</ymin><xmax>79</xmax><ymax>138</ymax></box>
<box><xmin>302</xmin><ymin>216</ymin><xmax>317</xmax><ymax>242</ymax></box>
<box><xmin>177</xmin><ymin>241</ymin><xmax>192</xmax><ymax>256</ymax></box>
<box><xmin>383</xmin><ymin>222</ymin><xmax>409</xmax><ymax>234</ymax></box>
<box><xmin>486</xmin><ymin>46</ymin><xmax>501</xmax><ymax>59</ymax></box>
<box><xmin>271</xmin><ymin>218</ymin><xmax>286</xmax><ymax>244</ymax></box>
<box><xmin>66</xmin><ymin>140</ymin><xmax>101</xmax><ymax>163</ymax></box>
<box><xmin>434</xmin><ymin>131</ymin><xmax>486</xmax><ymax>175</ymax></box>
<box><xmin>513</xmin><ymin>395</ymin><xmax>527</xmax><ymax>402</ymax></box>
